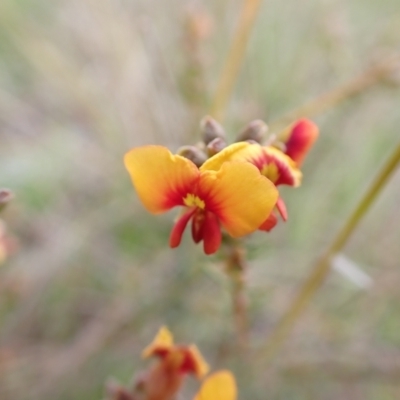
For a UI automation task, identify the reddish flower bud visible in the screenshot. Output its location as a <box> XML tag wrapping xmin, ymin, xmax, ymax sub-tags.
<box><xmin>284</xmin><ymin>119</ymin><xmax>319</xmax><ymax>166</ymax></box>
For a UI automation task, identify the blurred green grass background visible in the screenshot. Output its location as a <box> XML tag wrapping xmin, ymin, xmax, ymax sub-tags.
<box><xmin>1</xmin><ymin>0</ymin><xmax>400</xmax><ymax>399</ymax></box>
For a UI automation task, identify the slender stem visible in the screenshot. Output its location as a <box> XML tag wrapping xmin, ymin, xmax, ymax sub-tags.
<box><xmin>210</xmin><ymin>0</ymin><xmax>263</xmax><ymax>122</ymax></box>
<box><xmin>263</xmin><ymin>140</ymin><xmax>400</xmax><ymax>361</ymax></box>
<box><xmin>270</xmin><ymin>54</ymin><xmax>400</xmax><ymax>140</ymax></box>
<box><xmin>225</xmin><ymin>242</ymin><xmax>249</xmax><ymax>348</ymax></box>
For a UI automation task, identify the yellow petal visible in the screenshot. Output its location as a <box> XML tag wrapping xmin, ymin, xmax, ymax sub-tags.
<box><xmin>202</xmin><ymin>141</ymin><xmax>301</xmax><ymax>187</ymax></box>
<box><xmin>200</xmin><ymin>142</ymin><xmax>256</xmax><ymax>171</ymax></box>
<box><xmin>142</xmin><ymin>326</ymin><xmax>174</xmax><ymax>359</ymax></box>
<box><xmin>124</xmin><ymin>145</ymin><xmax>199</xmax><ymax>214</ymax></box>
<box><xmin>194</xmin><ymin>370</ymin><xmax>237</xmax><ymax>400</ymax></box>
<box><xmin>199</xmin><ymin>162</ymin><xmax>278</xmax><ymax>237</ymax></box>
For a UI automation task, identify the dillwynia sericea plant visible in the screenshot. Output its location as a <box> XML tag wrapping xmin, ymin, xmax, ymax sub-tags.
<box><xmin>113</xmin><ymin>116</ymin><xmax>318</xmax><ymax>400</ymax></box>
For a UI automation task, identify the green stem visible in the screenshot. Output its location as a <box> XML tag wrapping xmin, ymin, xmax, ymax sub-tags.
<box><xmin>263</xmin><ymin>140</ymin><xmax>400</xmax><ymax>361</ymax></box>
<box><xmin>225</xmin><ymin>241</ymin><xmax>249</xmax><ymax>348</ymax></box>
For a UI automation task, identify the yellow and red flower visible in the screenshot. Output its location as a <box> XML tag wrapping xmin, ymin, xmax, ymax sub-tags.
<box><xmin>124</xmin><ymin>145</ymin><xmax>278</xmax><ymax>254</ymax></box>
<box><xmin>137</xmin><ymin>327</ymin><xmax>209</xmax><ymax>400</ymax></box>
<box><xmin>142</xmin><ymin>326</ymin><xmax>209</xmax><ymax>379</ymax></box>
<box><xmin>202</xmin><ymin>118</ymin><xmax>318</xmax><ymax>231</ymax></box>
<box><xmin>201</xmin><ymin>142</ymin><xmax>299</xmax><ymax>230</ymax></box>
<box><xmin>105</xmin><ymin>327</ymin><xmax>236</xmax><ymax>400</ymax></box>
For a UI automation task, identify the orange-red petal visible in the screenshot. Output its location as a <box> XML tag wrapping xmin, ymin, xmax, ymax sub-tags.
<box><xmin>198</xmin><ymin>162</ymin><xmax>278</xmax><ymax>237</ymax></box>
<box><xmin>284</xmin><ymin>118</ymin><xmax>319</xmax><ymax>166</ymax></box>
<box><xmin>202</xmin><ymin>211</ymin><xmax>221</xmax><ymax>255</ymax></box>
<box><xmin>276</xmin><ymin>197</ymin><xmax>288</xmax><ymax>221</ymax></box>
<box><xmin>170</xmin><ymin>208</ymin><xmax>196</xmax><ymax>248</ymax></box>
<box><xmin>259</xmin><ymin>212</ymin><xmax>278</xmax><ymax>231</ymax></box>
<box><xmin>180</xmin><ymin>345</ymin><xmax>209</xmax><ymax>378</ymax></box>
<box><xmin>191</xmin><ymin>209</ymin><xmax>206</xmax><ymax>244</ymax></box>
<box><xmin>124</xmin><ymin>145</ymin><xmax>200</xmax><ymax>214</ymax></box>
<box><xmin>194</xmin><ymin>370</ymin><xmax>237</xmax><ymax>400</ymax></box>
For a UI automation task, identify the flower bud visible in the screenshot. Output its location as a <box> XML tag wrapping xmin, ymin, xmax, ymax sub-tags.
<box><xmin>200</xmin><ymin>115</ymin><xmax>226</xmax><ymax>145</ymax></box>
<box><xmin>207</xmin><ymin>137</ymin><xmax>227</xmax><ymax>156</ymax></box>
<box><xmin>177</xmin><ymin>146</ymin><xmax>208</xmax><ymax>167</ymax></box>
<box><xmin>236</xmin><ymin>119</ymin><xmax>268</xmax><ymax>143</ymax></box>
<box><xmin>284</xmin><ymin>119</ymin><xmax>319</xmax><ymax>166</ymax></box>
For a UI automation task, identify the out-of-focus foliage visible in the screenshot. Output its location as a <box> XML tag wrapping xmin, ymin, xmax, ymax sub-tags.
<box><xmin>0</xmin><ymin>0</ymin><xmax>400</xmax><ymax>399</ymax></box>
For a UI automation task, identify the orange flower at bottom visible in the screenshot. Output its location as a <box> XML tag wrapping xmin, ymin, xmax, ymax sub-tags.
<box><xmin>138</xmin><ymin>327</ymin><xmax>209</xmax><ymax>400</ymax></box>
<box><xmin>142</xmin><ymin>326</ymin><xmax>209</xmax><ymax>378</ymax></box>
<box><xmin>124</xmin><ymin>146</ymin><xmax>278</xmax><ymax>254</ymax></box>
<box><xmin>105</xmin><ymin>328</ymin><xmax>236</xmax><ymax>400</ymax></box>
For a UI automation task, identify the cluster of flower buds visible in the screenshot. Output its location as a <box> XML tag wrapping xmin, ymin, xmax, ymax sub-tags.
<box><xmin>124</xmin><ymin>117</ymin><xmax>318</xmax><ymax>255</ymax></box>
<box><xmin>105</xmin><ymin>327</ymin><xmax>236</xmax><ymax>400</ymax></box>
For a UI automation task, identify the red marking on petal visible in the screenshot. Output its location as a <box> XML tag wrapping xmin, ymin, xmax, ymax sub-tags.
<box><xmin>276</xmin><ymin>197</ymin><xmax>288</xmax><ymax>221</ymax></box>
<box><xmin>169</xmin><ymin>208</ymin><xmax>196</xmax><ymax>248</ymax></box>
<box><xmin>178</xmin><ymin>345</ymin><xmax>209</xmax><ymax>378</ymax></box>
<box><xmin>191</xmin><ymin>209</ymin><xmax>206</xmax><ymax>243</ymax></box>
<box><xmin>124</xmin><ymin>146</ymin><xmax>200</xmax><ymax>214</ymax></box>
<box><xmin>202</xmin><ymin>211</ymin><xmax>222</xmax><ymax>255</ymax></box>
<box><xmin>151</xmin><ymin>348</ymin><xmax>171</xmax><ymax>359</ymax></box>
<box><xmin>259</xmin><ymin>212</ymin><xmax>278</xmax><ymax>231</ymax></box>
<box><xmin>179</xmin><ymin>349</ymin><xmax>197</xmax><ymax>375</ymax></box>
<box><xmin>285</xmin><ymin>119</ymin><xmax>319</xmax><ymax>166</ymax></box>
<box><xmin>262</xmin><ymin>147</ymin><xmax>302</xmax><ymax>187</ymax></box>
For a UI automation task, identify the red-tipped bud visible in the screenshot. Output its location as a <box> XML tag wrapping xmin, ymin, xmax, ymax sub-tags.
<box><xmin>284</xmin><ymin>119</ymin><xmax>319</xmax><ymax>166</ymax></box>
